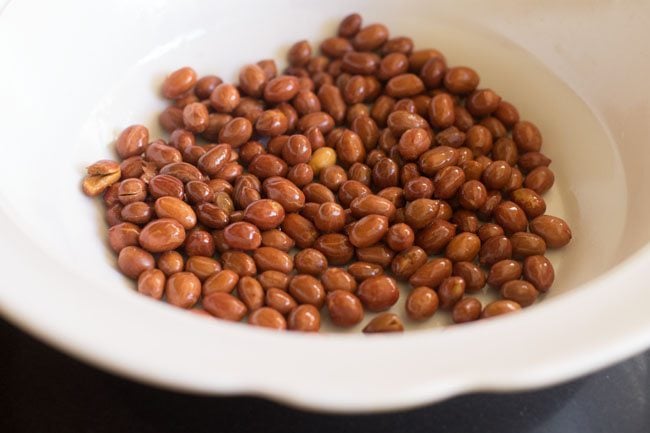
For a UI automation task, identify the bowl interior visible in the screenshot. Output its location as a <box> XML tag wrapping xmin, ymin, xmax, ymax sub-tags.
<box><xmin>0</xmin><ymin>0</ymin><xmax>629</xmax><ymax>331</ymax></box>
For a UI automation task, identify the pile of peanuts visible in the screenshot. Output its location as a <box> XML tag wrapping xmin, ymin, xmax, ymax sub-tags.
<box><xmin>82</xmin><ymin>13</ymin><xmax>572</xmax><ymax>333</ymax></box>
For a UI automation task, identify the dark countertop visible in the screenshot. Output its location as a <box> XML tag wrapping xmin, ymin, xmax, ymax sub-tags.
<box><xmin>1</xmin><ymin>317</ymin><xmax>648</xmax><ymax>433</ymax></box>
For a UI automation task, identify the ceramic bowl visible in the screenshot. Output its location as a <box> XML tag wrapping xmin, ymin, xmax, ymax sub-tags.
<box><xmin>0</xmin><ymin>0</ymin><xmax>648</xmax><ymax>412</ymax></box>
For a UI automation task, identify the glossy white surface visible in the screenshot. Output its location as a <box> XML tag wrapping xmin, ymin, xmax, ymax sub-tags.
<box><xmin>0</xmin><ymin>0</ymin><xmax>648</xmax><ymax>412</ymax></box>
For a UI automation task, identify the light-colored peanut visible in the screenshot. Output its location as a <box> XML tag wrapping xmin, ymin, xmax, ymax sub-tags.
<box><xmin>82</xmin><ymin>160</ymin><xmax>121</xmax><ymax>196</ymax></box>
<box><xmin>214</xmin><ymin>191</ymin><xmax>234</xmax><ymax>215</ymax></box>
<box><xmin>309</xmin><ymin>147</ymin><xmax>336</xmax><ymax>174</ymax></box>
<box><xmin>86</xmin><ymin>159</ymin><xmax>120</xmax><ymax>176</ymax></box>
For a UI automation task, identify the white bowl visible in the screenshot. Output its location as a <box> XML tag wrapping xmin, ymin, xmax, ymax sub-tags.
<box><xmin>1</xmin><ymin>0</ymin><xmax>649</xmax><ymax>412</ymax></box>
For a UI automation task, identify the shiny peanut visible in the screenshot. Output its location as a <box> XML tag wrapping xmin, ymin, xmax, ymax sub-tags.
<box><xmin>529</xmin><ymin>215</ymin><xmax>572</xmax><ymax>248</ymax></box>
<box><xmin>327</xmin><ymin>290</ymin><xmax>364</xmax><ymax>326</ymax></box>
<box><xmin>363</xmin><ymin>313</ymin><xmax>404</xmax><ymax>333</ymax></box>
<box><xmin>357</xmin><ymin>275</ymin><xmax>399</xmax><ymax>312</ymax></box>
